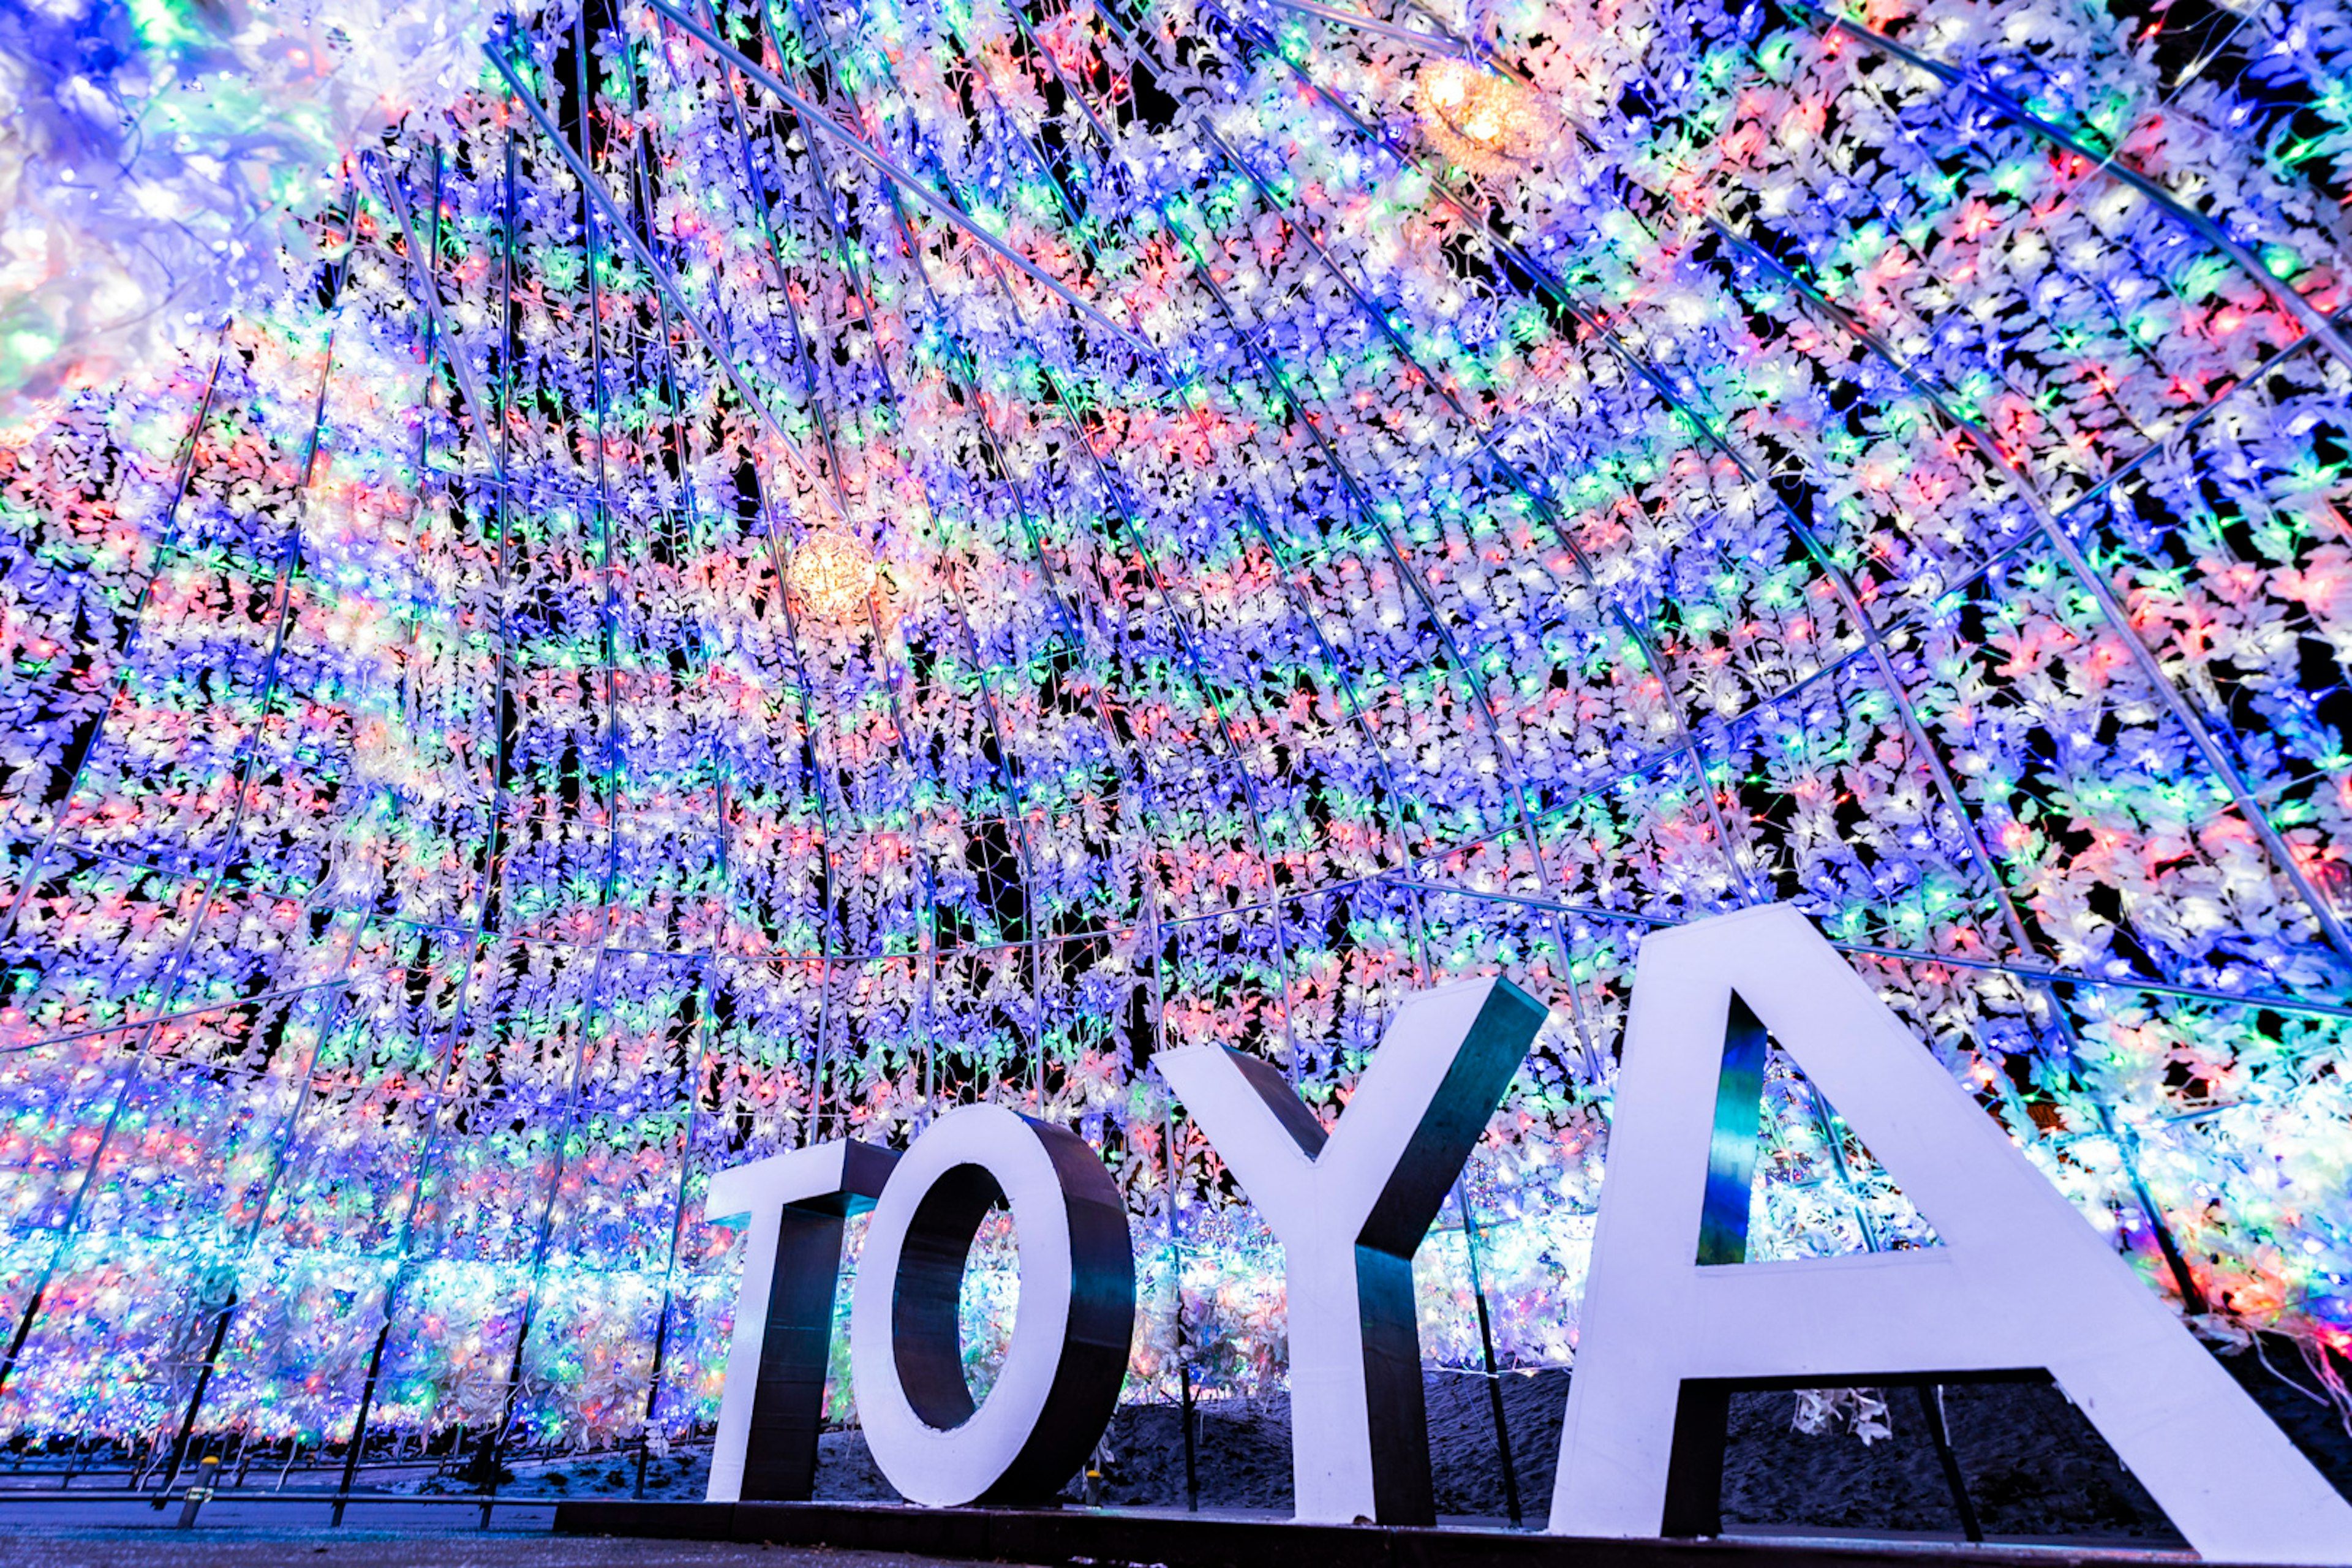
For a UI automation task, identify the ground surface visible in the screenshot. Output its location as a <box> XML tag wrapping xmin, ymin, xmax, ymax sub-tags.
<box><xmin>0</xmin><ymin>1528</ymin><xmax>1030</xmax><ymax>1568</ymax></box>
<box><xmin>0</xmin><ymin>1342</ymin><xmax>2339</xmax><ymax>1551</ymax></box>
<box><xmin>775</xmin><ymin>1369</ymin><xmax>2222</xmax><ymax>1540</ymax></box>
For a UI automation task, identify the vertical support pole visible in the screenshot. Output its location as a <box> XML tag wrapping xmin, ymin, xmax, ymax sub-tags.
<box><xmin>473</xmin><ymin>1417</ymin><xmax>506</xmax><ymax>1530</ymax></box>
<box><xmin>175</xmin><ymin>1453</ymin><xmax>220</xmax><ymax>1528</ymax></box>
<box><xmin>333</xmin><ymin>1315</ymin><xmax>397</xmax><ymax>1525</ymax></box>
<box><xmin>1165</xmin><ymin>1096</ymin><xmax>1197</xmax><ymax>1514</ymax></box>
<box><xmin>153</xmin><ymin>1293</ymin><xmax>239</xmax><ymax>1506</ymax></box>
<box><xmin>633</xmin><ymin>1306</ymin><xmax>673</xmax><ymax>1498</ymax></box>
<box><xmin>1915</xmin><ymin>1382</ymin><xmax>1983</xmax><ymax>1543</ymax></box>
<box><xmin>1455</xmin><ymin>1181</ymin><xmax>1521</xmax><ymax>1526</ymax></box>
<box><xmin>0</xmin><ymin>1289</ymin><xmax>47</xmax><ymax>1409</ymax></box>
<box><xmin>1153</xmin><ymin>884</ymin><xmax>1197</xmax><ymax>1516</ymax></box>
<box><xmin>1178</xmin><ymin>1360</ymin><xmax>1199</xmax><ymax>1513</ymax></box>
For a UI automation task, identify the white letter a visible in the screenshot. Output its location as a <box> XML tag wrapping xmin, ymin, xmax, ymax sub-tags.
<box><xmin>1551</xmin><ymin>905</ymin><xmax>2352</xmax><ymax>1564</ymax></box>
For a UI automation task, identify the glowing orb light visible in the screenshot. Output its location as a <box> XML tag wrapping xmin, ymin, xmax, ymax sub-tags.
<box><xmin>787</xmin><ymin>529</ymin><xmax>880</xmax><ymax>621</ymax></box>
<box><xmin>1417</xmin><ymin>62</ymin><xmax>1547</xmax><ymax>176</ymax></box>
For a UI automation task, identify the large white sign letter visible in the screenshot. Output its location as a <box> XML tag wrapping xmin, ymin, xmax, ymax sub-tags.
<box><xmin>704</xmin><ymin>1138</ymin><xmax>897</xmax><ymax>1503</ymax></box>
<box><xmin>850</xmin><ymin>1102</ymin><xmax>1135</xmax><ymax>1506</ymax></box>
<box><xmin>1158</xmin><ymin>976</ymin><xmax>1546</xmax><ymax>1526</ymax></box>
<box><xmin>1551</xmin><ymin>904</ymin><xmax>2352</xmax><ymax>1564</ymax></box>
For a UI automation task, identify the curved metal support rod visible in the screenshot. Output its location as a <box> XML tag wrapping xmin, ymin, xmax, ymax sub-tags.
<box><xmin>586</xmin><ymin>20</ymin><xmax>742</xmax><ymax>1473</ymax></box>
<box><xmin>1303</xmin><ymin>301</ymin><xmax>2311</xmax><ymax>889</ymax></box>
<box><xmin>1252</xmin><ymin>0</ymin><xmax>1476</xmax><ymax>57</ymax></box>
<box><xmin>635</xmin><ymin>755</ymin><xmax>729</xmax><ymax>1482</ymax></box>
<box><xmin>1036</xmin><ymin>353</ymin><xmax>1312</xmax><ymax>1083</ymax></box>
<box><xmin>622</xmin><ymin>2</ymin><xmax>863</xmax><ymax>1147</ymax></box>
<box><xmin>679</xmin><ymin>0</ymin><xmax>856</xmax><ymax>503</ymax></box>
<box><xmin>1191</xmin><ymin>114</ymin><xmax>1751</xmax><ymax>962</ymax></box>
<box><xmin>616</xmin><ymin>53</ymin><xmax>741</xmax><ymax>1439</ymax></box>
<box><xmin>782</xmin><ymin>244</ymin><xmax>959</xmax><ymax>1123</ymax></box>
<box><xmin>900</xmin><ymin>98</ymin><xmax>1314</xmax><ymax>1074</ymax></box>
<box><xmin>1575</xmin><ymin>173</ymin><xmax>2324</xmax><ymax>1001</ymax></box>
<box><xmin>0</xmin><ymin>974</ymin><xmax>379</xmax><ymax>1061</ymax></box>
<box><xmin>641</xmin><ymin>0</ymin><xmax>1156</xmax><ymax>360</ymax></box>
<box><xmin>870</xmin><ymin>34</ymin><xmax>1123</xmax><ymax>657</ymax></box>
<box><xmin>152</xmin><ymin>906</ymin><xmax>374</xmax><ymax>1498</ymax></box>
<box><xmin>1235</xmin><ymin>497</ymin><xmax>1448</xmax><ymax>1010</ymax></box>
<box><xmin>1675</xmin><ymin>199</ymin><xmax>2352</xmax><ymax>970</ymax></box>
<box><xmin>0</xmin><ymin>341</ymin><xmax>227</xmax><ymax>950</ymax></box>
<box><xmin>364</xmin><ymin>154</ymin><xmax>494</xmax><ymax>435</ymax></box>
<box><xmin>802</xmin><ymin>215</ymin><xmax>1056</xmax><ymax>1113</ymax></box>
<box><xmin>120</xmin><ymin>759</ymin><xmax>2341</xmax><ymax>1031</ymax></box>
<box><xmin>0</xmin><ymin>315</ymin><xmax>2286</xmax><ymax>1042</ymax></box>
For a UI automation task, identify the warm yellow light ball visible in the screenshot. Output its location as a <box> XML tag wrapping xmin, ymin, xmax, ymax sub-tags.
<box><xmin>787</xmin><ymin>529</ymin><xmax>880</xmax><ymax>621</ymax></box>
<box><xmin>1417</xmin><ymin>62</ymin><xmax>1547</xmax><ymax>176</ymax></box>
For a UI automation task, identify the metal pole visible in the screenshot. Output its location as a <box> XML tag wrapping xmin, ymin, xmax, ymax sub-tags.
<box><xmin>1913</xmin><ymin>1382</ymin><xmax>1983</xmax><ymax>1543</ymax></box>
<box><xmin>1455</xmin><ymin>1181</ymin><xmax>1521</xmax><ymax>1526</ymax></box>
<box><xmin>331</xmin><ymin>1316</ymin><xmax>396</xmax><ymax>1525</ymax></box>
<box><xmin>152</xmin><ymin>1297</ymin><xmax>238</xmax><ymax>1506</ymax></box>
<box><xmin>1159</xmin><ymin>935</ymin><xmax>1198</xmax><ymax>1515</ymax></box>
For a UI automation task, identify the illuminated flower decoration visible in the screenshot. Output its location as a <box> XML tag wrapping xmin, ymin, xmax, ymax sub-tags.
<box><xmin>1415</xmin><ymin>61</ymin><xmax>1550</xmax><ymax>178</ymax></box>
<box><xmin>786</xmin><ymin>528</ymin><xmax>880</xmax><ymax>622</ymax></box>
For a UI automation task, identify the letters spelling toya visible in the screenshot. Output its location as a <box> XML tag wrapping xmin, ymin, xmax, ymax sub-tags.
<box><xmin>703</xmin><ymin>906</ymin><xmax>2352</xmax><ymax>1564</ymax></box>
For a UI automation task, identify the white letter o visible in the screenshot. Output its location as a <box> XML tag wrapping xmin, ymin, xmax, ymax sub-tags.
<box><xmin>850</xmin><ymin>1102</ymin><xmax>1134</xmax><ymax>1506</ymax></box>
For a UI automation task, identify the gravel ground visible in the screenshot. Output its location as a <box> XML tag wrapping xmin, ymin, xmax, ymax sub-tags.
<box><xmin>769</xmin><ymin>1349</ymin><xmax>2350</xmax><ymax>1541</ymax></box>
<box><xmin>2</xmin><ymin>1339</ymin><xmax>2339</xmax><ymax>1551</ymax></box>
<box><xmin>773</xmin><ymin>1368</ymin><xmax>2208</xmax><ymax>1538</ymax></box>
<box><xmin>0</xmin><ymin>1530</ymin><xmax>1030</xmax><ymax>1568</ymax></box>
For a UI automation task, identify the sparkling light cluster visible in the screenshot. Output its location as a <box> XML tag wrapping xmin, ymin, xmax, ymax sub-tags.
<box><xmin>0</xmin><ymin>0</ymin><xmax>2346</xmax><ymax>1470</ymax></box>
<box><xmin>0</xmin><ymin>0</ymin><xmax>531</xmax><ymax>402</ymax></box>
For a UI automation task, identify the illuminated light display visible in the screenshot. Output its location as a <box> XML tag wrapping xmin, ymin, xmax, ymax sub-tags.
<box><xmin>0</xmin><ymin>0</ymin><xmax>2345</xmax><ymax>1520</ymax></box>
